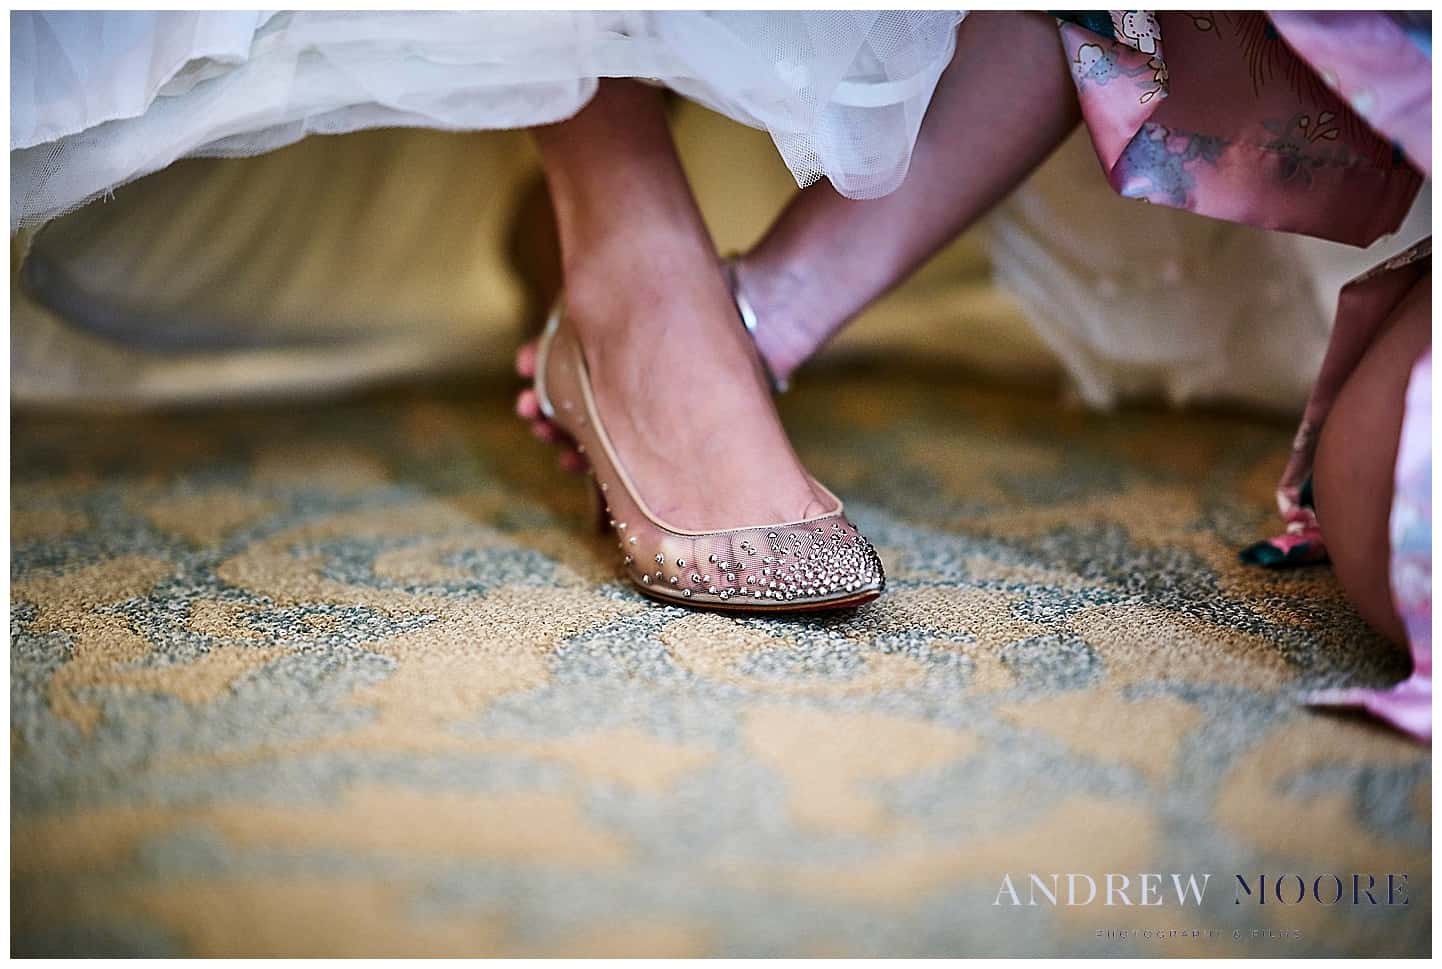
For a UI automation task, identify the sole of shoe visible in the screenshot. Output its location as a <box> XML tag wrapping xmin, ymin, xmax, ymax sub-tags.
<box><xmin>631</xmin><ymin>583</ymin><xmax>882</xmax><ymax>614</ymax></box>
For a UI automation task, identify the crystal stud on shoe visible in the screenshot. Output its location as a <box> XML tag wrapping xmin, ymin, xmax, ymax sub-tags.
<box><xmin>532</xmin><ymin>300</ymin><xmax>884</xmax><ymax>612</ymax></box>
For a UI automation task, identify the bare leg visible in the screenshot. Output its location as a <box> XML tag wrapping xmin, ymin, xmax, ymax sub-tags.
<box><xmin>523</xmin><ymin>79</ymin><xmax>827</xmax><ymax>530</ymax></box>
<box><xmin>519</xmin><ymin>12</ymin><xmax>1077</xmax><ymax>455</ymax></box>
<box><xmin>737</xmin><ymin>11</ymin><xmax>1079</xmax><ymax>383</ymax></box>
<box><xmin>1313</xmin><ymin>272</ymin><xmax>1431</xmax><ymax>645</ymax></box>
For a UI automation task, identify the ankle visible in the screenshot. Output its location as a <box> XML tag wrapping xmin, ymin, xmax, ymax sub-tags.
<box><xmin>561</xmin><ymin>229</ymin><xmax>716</xmax><ymax>337</ymax></box>
<box><xmin>731</xmin><ymin>252</ymin><xmax>841</xmax><ymax>382</ymax></box>
<box><xmin>556</xmin><ymin>197</ymin><xmax>699</xmax><ymax>269</ymax></box>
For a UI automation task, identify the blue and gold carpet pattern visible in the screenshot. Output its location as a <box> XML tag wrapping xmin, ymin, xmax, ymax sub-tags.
<box><xmin>11</xmin><ymin>368</ymin><xmax>1430</xmax><ymax>956</ymax></box>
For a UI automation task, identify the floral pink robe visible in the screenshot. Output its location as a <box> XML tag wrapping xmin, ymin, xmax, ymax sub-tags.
<box><xmin>1057</xmin><ymin>12</ymin><xmax>1431</xmax><ymax>741</ymax></box>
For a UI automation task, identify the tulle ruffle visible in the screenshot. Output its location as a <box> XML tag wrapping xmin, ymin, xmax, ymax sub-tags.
<box><xmin>11</xmin><ymin>10</ymin><xmax>963</xmax><ymax>229</ymax></box>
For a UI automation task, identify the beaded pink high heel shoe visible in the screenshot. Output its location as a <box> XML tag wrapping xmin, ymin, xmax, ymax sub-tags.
<box><xmin>533</xmin><ymin>302</ymin><xmax>885</xmax><ymax>612</ymax></box>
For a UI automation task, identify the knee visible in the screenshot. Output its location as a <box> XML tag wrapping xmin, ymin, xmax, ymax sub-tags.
<box><xmin>1312</xmin><ymin>284</ymin><xmax>1430</xmax><ymax>645</ymax></box>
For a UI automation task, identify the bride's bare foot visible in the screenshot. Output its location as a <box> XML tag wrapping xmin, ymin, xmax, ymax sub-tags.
<box><xmin>527</xmin><ymin>79</ymin><xmax>828</xmax><ymax>531</ymax></box>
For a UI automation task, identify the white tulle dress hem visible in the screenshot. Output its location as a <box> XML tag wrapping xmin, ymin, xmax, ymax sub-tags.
<box><xmin>11</xmin><ymin>10</ymin><xmax>964</xmax><ymax>230</ymax></box>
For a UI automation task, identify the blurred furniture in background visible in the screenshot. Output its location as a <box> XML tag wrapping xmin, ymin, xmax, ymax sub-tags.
<box><xmin>12</xmin><ymin>101</ymin><xmax>1040</xmax><ymax>410</ymax></box>
<box><xmin>11</xmin><ymin>99</ymin><xmax>1428</xmax><ymax>413</ymax></box>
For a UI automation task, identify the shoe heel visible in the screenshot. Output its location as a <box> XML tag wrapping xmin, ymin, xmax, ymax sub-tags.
<box><xmin>589</xmin><ymin>480</ymin><xmax>610</xmax><ymax>535</ymax></box>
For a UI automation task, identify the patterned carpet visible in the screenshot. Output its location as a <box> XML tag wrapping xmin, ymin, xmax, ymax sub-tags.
<box><xmin>11</xmin><ymin>365</ymin><xmax>1430</xmax><ymax>957</ymax></box>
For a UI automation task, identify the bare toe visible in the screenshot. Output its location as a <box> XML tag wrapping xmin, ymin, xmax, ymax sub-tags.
<box><xmin>517</xmin><ymin>388</ymin><xmax>542</xmax><ymax>420</ymax></box>
<box><xmin>515</xmin><ymin>341</ymin><xmax>539</xmax><ymax>379</ymax></box>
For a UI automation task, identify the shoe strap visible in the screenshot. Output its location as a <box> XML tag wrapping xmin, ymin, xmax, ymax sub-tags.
<box><xmin>723</xmin><ymin>255</ymin><xmax>789</xmax><ymax>394</ymax></box>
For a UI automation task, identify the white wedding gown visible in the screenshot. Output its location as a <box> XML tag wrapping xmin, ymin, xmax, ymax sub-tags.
<box><xmin>11</xmin><ymin>10</ymin><xmax>963</xmax><ymax>229</ymax></box>
<box><xmin>986</xmin><ymin>132</ymin><xmax>1433</xmax><ymax>411</ymax></box>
